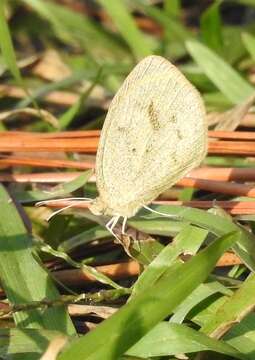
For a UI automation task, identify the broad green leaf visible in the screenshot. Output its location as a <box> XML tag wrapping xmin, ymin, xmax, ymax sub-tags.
<box><xmin>127</xmin><ymin>322</ymin><xmax>244</xmax><ymax>359</ymax></box>
<box><xmin>242</xmin><ymin>32</ymin><xmax>255</xmax><ymax>60</ymax></box>
<box><xmin>201</xmin><ymin>273</ymin><xmax>255</xmax><ymax>338</ymax></box>
<box><xmin>0</xmin><ymin>185</ymin><xmax>75</xmax><ymax>334</ymax></box>
<box><xmin>186</xmin><ymin>40</ymin><xmax>254</xmax><ymax>103</ymax></box>
<box><xmin>96</xmin><ymin>0</ymin><xmax>153</xmax><ymax>59</ymax></box>
<box><xmin>201</xmin><ymin>0</ymin><xmax>223</xmax><ymax>53</ymax></box>
<box><xmin>58</xmin><ymin>231</ymin><xmax>239</xmax><ymax>360</ymax></box>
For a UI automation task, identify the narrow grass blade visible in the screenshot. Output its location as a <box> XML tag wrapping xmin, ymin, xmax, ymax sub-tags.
<box><xmin>58</xmin><ymin>225</ymin><xmax>109</xmax><ymax>253</ymax></box>
<box><xmin>164</xmin><ymin>0</ymin><xmax>181</xmax><ymax>17</ymax></box>
<box><xmin>39</xmin><ymin>242</ymin><xmax>123</xmax><ymax>290</ymax></box>
<box><xmin>127</xmin><ymin>322</ymin><xmax>244</xmax><ymax>359</ymax></box>
<box><xmin>58</xmin><ymin>231</ymin><xmax>239</xmax><ymax>360</ymax></box>
<box><xmin>0</xmin><ymin>185</ymin><xmax>75</xmax><ymax>334</ymax></box>
<box><xmin>16</xmin><ymin>170</ymin><xmax>93</xmax><ymax>202</ymax></box>
<box><xmin>201</xmin><ymin>0</ymin><xmax>223</xmax><ymax>53</ymax></box>
<box><xmin>96</xmin><ymin>0</ymin><xmax>153</xmax><ymax>59</ymax></box>
<box><xmin>201</xmin><ymin>273</ymin><xmax>255</xmax><ymax>338</ymax></box>
<box><xmin>21</xmin><ymin>0</ymin><xmax>129</xmax><ymax>62</ymax></box>
<box><xmin>186</xmin><ymin>40</ymin><xmax>254</xmax><ymax>103</ymax></box>
<box><xmin>0</xmin><ymin>1</ymin><xmax>22</xmax><ymax>84</ymax></box>
<box><xmin>242</xmin><ymin>32</ymin><xmax>255</xmax><ymax>60</ymax></box>
<box><xmin>59</xmin><ymin>70</ymin><xmax>102</xmax><ymax>130</ymax></box>
<box><xmin>171</xmin><ymin>281</ymin><xmax>232</xmax><ymax>324</ymax></box>
<box><xmin>135</xmin><ymin>0</ymin><xmax>192</xmax><ymax>44</ymax></box>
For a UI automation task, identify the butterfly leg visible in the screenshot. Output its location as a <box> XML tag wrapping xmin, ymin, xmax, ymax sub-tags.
<box><xmin>105</xmin><ymin>216</ymin><xmax>121</xmax><ymax>243</ymax></box>
<box><xmin>121</xmin><ymin>216</ymin><xmax>128</xmax><ymax>235</ymax></box>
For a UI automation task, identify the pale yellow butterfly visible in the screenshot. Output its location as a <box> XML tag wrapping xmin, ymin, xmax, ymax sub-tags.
<box><xmin>88</xmin><ymin>55</ymin><xmax>207</xmax><ymax>233</ymax></box>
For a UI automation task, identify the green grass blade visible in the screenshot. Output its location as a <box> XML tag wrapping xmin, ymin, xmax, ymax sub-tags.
<box><xmin>0</xmin><ymin>324</ymin><xmax>243</xmax><ymax>360</ymax></box>
<box><xmin>130</xmin><ymin>205</ymin><xmax>255</xmax><ymax>271</ymax></box>
<box><xmin>58</xmin><ymin>225</ymin><xmax>109</xmax><ymax>253</ymax></box>
<box><xmin>22</xmin><ymin>0</ymin><xmax>129</xmax><ymax>62</ymax></box>
<box><xmin>171</xmin><ymin>281</ymin><xmax>232</xmax><ymax>324</ymax></box>
<box><xmin>201</xmin><ymin>273</ymin><xmax>255</xmax><ymax>338</ymax></box>
<box><xmin>131</xmin><ymin>224</ymin><xmax>208</xmax><ymax>298</ymax></box>
<box><xmin>16</xmin><ymin>170</ymin><xmax>93</xmax><ymax>202</ymax></box>
<box><xmin>200</xmin><ymin>0</ymin><xmax>223</xmax><ymax>53</ymax></box>
<box><xmin>58</xmin><ymin>231</ymin><xmax>239</xmax><ymax>360</ymax></box>
<box><xmin>96</xmin><ymin>0</ymin><xmax>153</xmax><ymax>59</ymax></box>
<box><xmin>164</xmin><ymin>0</ymin><xmax>181</xmax><ymax>17</ymax></box>
<box><xmin>135</xmin><ymin>0</ymin><xmax>192</xmax><ymax>45</ymax></box>
<box><xmin>0</xmin><ymin>185</ymin><xmax>75</xmax><ymax>334</ymax></box>
<box><xmin>0</xmin><ymin>1</ymin><xmax>22</xmax><ymax>84</ymax></box>
<box><xmin>59</xmin><ymin>68</ymin><xmax>103</xmax><ymax>130</ymax></box>
<box><xmin>127</xmin><ymin>322</ymin><xmax>244</xmax><ymax>359</ymax></box>
<box><xmin>242</xmin><ymin>32</ymin><xmax>255</xmax><ymax>60</ymax></box>
<box><xmin>225</xmin><ymin>313</ymin><xmax>255</xmax><ymax>359</ymax></box>
<box><xmin>0</xmin><ymin>328</ymin><xmax>62</xmax><ymax>356</ymax></box>
<box><xmin>186</xmin><ymin>40</ymin><xmax>254</xmax><ymax>103</ymax></box>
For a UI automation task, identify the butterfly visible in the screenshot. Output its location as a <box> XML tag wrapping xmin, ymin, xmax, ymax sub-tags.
<box><xmin>38</xmin><ymin>55</ymin><xmax>207</xmax><ymax>239</ymax></box>
<box><xmin>88</xmin><ymin>55</ymin><xmax>207</xmax><ymax>234</ymax></box>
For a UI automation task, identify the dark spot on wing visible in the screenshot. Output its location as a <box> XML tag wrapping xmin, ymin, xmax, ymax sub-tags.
<box><xmin>148</xmin><ymin>101</ymin><xmax>160</xmax><ymax>131</ymax></box>
<box><xmin>177</xmin><ymin>129</ymin><xmax>183</xmax><ymax>140</ymax></box>
<box><xmin>132</xmin><ymin>148</ymin><xmax>136</xmax><ymax>153</ymax></box>
<box><xmin>170</xmin><ymin>114</ymin><xmax>177</xmax><ymax>123</ymax></box>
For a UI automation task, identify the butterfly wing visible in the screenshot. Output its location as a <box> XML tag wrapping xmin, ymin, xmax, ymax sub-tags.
<box><xmin>94</xmin><ymin>55</ymin><xmax>207</xmax><ymax>217</ymax></box>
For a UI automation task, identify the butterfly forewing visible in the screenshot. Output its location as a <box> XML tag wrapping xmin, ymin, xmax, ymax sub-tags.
<box><xmin>94</xmin><ymin>55</ymin><xmax>207</xmax><ymax>217</ymax></box>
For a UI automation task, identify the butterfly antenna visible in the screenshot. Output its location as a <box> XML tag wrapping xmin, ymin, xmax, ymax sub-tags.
<box><xmin>46</xmin><ymin>203</ymin><xmax>80</xmax><ymax>222</ymax></box>
<box><xmin>36</xmin><ymin>197</ymin><xmax>93</xmax><ymax>207</ymax></box>
<box><xmin>143</xmin><ymin>205</ymin><xmax>179</xmax><ymax>219</ymax></box>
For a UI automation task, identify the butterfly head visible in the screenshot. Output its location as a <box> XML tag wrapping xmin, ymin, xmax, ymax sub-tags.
<box><xmin>88</xmin><ymin>197</ymin><xmax>110</xmax><ymax>216</ymax></box>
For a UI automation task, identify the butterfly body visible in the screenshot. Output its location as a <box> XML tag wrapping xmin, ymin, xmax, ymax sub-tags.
<box><xmin>89</xmin><ymin>55</ymin><xmax>207</xmax><ymax>218</ymax></box>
